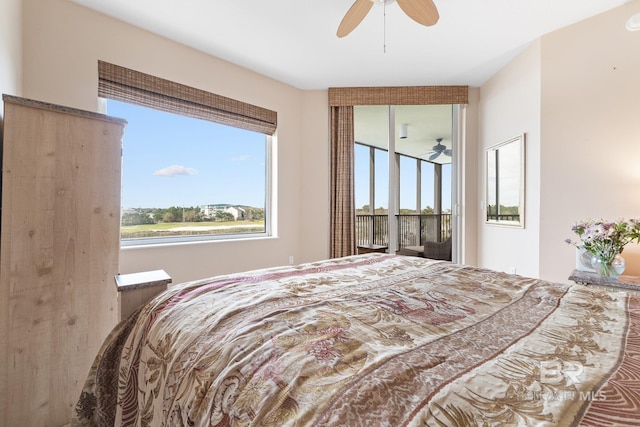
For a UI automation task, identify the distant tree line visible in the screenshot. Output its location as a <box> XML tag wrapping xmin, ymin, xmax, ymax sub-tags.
<box><xmin>121</xmin><ymin>206</ymin><xmax>265</xmax><ymax>226</ymax></box>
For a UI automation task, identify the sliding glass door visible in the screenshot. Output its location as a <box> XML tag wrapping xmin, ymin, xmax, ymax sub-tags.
<box><xmin>354</xmin><ymin>104</ymin><xmax>457</xmax><ymax>260</ymax></box>
<box><xmin>354</xmin><ymin>106</ymin><xmax>389</xmax><ymax>249</ymax></box>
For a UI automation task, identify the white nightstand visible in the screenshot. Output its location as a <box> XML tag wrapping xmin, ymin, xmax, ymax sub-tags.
<box><xmin>115</xmin><ymin>270</ymin><xmax>172</xmax><ymax>320</ymax></box>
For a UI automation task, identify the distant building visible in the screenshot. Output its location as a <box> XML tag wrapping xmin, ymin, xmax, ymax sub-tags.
<box><xmin>199</xmin><ymin>204</ymin><xmax>246</xmax><ymax>220</ymax></box>
<box><xmin>200</xmin><ymin>205</ymin><xmax>216</xmax><ymax>218</ymax></box>
<box><xmin>224</xmin><ymin>206</ymin><xmax>245</xmax><ymax>220</ymax></box>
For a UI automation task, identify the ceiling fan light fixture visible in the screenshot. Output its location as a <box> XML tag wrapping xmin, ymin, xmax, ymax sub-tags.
<box><xmin>337</xmin><ymin>0</ymin><xmax>439</xmax><ymax>38</ymax></box>
<box><xmin>627</xmin><ymin>13</ymin><xmax>640</xmax><ymax>31</ymax></box>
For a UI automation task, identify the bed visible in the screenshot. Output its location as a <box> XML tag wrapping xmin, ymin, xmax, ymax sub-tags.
<box><xmin>72</xmin><ymin>254</ymin><xmax>640</xmax><ymax>426</ymax></box>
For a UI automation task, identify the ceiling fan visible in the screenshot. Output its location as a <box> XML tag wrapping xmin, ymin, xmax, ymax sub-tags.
<box><xmin>337</xmin><ymin>0</ymin><xmax>439</xmax><ymax>38</ymax></box>
<box><xmin>426</xmin><ymin>138</ymin><xmax>451</xmax><ymax>161</ymax></box>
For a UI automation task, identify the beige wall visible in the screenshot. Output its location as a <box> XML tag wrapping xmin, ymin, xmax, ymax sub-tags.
<box><xmin>298</xmin><ymin>90</ymin><xmax>332</xmax><ymax>256</ymax></box>
<box><xmin>13</xmin><ymin>0</ymin><xmax>639</xmax><ymax>287</ymax></box>
<box><xmin>20</xmin><ymin>0</ymin><xmax>330</xmax><ymax>284</ymax></box>
<box><xmin>539</xmin><ymin>0</ymin><xmax>640</xmax><ymax>281</ymax></box>
<box><xmin>477</xmin><ymin>41</ymin><xmax>542</xmax><ymax>278</ymax></box>
<box><xmin>14</xmin><ymin>0</ymin><xmax>475</xmax><ymax>287</ymax></box>
<box><xmin>0</xmin><ymin>0</ymin><xmax>22</xmax><ymax>115</ymax></box>
<box><xmin>477</xmin><ymin>0</ymin><xmax>640</xmax><ymax>282</ymax></box>
<box><xmin>460</xmin><ymin>89</ymin><xmax>480</xmax><ymax>266</ymax></box>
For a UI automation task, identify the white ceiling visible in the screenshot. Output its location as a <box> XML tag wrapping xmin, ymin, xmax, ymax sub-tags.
<box><xmin>70</xmin><ymin>0</ymin><xmax>631</xmax><ymax>164</ymax></box>
<box><xmin>71</xmin><ymin>0</ymin><xmax>629</xmax><ymax>90</ymax></box>
<box><xmin>355</xmin><ymin>105</ymin><xmax>454</xmax><ymax>164</ymax></box>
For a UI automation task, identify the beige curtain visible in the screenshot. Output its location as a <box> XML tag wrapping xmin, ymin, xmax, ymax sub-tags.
<box><xmin>330</xmin><ymin>106</ymin><xmax>355</xmax><ymax>258</ymax></box>
<box><xmin>328</xmin><ymin>86</ymin><xmax>469</xmax><ymax>259</ymax></box>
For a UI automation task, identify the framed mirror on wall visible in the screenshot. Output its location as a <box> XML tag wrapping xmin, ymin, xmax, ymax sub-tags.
<box><xmin>486</xmin><ymin>133</ymin><xmax>525</xmax><ymax>227</ymax></box>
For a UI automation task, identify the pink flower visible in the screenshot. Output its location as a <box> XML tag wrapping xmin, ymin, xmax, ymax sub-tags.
<box><xmin>567</xmin><ymin>217</ymin><xmax>640</xmax><ymax>263</ymax></box>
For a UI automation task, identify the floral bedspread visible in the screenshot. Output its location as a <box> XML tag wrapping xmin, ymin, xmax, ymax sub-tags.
<box><xmin>73</xmin><ymin>254</ymin><xmax>640</xmax><ymax>426</ymax></box>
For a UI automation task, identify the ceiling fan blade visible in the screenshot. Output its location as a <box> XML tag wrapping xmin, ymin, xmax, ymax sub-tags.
<box><xmin>337</xmin><ymin>0</ymin><xmax>374</xmax><ymax>38</ymax></box>
<box><xmin>444</xmin><ymin>149</ymin><xmax>452</xmax><ymax>156</ymax></box>
<box><xmin>396</xmin><ymin>0</ymin><xmax>439</xmax><ymax>27</ymax></box>
<box><xmin>428</xmin><ymin>152</ymin><xmax>440</xmax><ymax>161</ymax></box>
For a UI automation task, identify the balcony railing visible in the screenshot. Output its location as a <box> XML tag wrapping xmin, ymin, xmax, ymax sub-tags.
<box><xmin>486</xmin><ymin>214</ymin><xmax>520</xmax><ymax>222</ymax></box>
<box><xmin>355</xmin><ymin>214</ymin><xmax>389</xmax><ymax>247</ymax></box>
<box><xmin>356</xmin><ymin>213</ymin><xmax>452</xmax><ymax>249</ymax></box>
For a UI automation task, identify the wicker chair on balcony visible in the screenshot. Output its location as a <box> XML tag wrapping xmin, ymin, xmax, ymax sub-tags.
<box><xmin>396</xmin><ymin>237</ymin><xmax>452</xmax><ymax>261</ymax></box>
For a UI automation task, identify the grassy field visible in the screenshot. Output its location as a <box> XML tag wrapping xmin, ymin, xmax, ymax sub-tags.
<box><xmin>121</xmin><ymin>220</ymin><xmax>265</xmax><ymax>238</ymax></box>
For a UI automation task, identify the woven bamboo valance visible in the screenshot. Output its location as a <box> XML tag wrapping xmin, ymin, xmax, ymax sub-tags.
<box><xmin>98</xmin><ymin>61</ymin><xmax>277</xmax><ymax>135</ymax></box>
<box><xmin>328</xmin><ymin>86</ymin><xmax>468</xmax><ymax>106</ymax></box>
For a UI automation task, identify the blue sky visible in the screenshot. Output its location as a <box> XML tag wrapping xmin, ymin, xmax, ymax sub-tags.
<box><xmin>107</xmin><ymin>100</ymin><xmax>266</xmax><ymax>209</ymax></box>
<box><xmin>109</xmin><ymin>99</ymin><xmax>450</xmax><ymax>212</ymax></box>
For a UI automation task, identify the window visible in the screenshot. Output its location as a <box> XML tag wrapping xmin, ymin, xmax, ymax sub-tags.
<box><xmin>399</xmin><ymin>155</ymin><xmax>417</xmax><ymax>212</ymax></box>
<box><xmin>354</xmin><ymin>104</ymin><xmax>454</xmax><ymax>250</ymax></box>
<box><xmin>98</xmin><ymin>61</ymin><xmax>276</xmax><ymax>245</ymax></box>
<box><xmin>354</xmin><ymin>143</ymin><xmax>370</xmax><ymax>212</ymax></box>
<box><xmin>354</xmin><ymin>143</ymin><xmax>390</xmax><ymax>247</ymax></box>
<box><xmin>421</xmin><ymin>161</ymin><xmax>435</xmax><ymax>211</ymax></box>
<box><xmin>485</xmin><ymin>133</ymin><xmax>525</xmax><ymax>227</ymax></box>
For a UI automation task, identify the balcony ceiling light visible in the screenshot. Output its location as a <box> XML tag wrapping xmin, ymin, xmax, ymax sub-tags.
<box><xmin>399</xmin><ymin>124</ymin><xmax>408</xmax><ymax>139</ymax></box>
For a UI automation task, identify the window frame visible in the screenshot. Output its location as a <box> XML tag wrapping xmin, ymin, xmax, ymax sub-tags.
<box><xmin>355</xmin><ymin>141</ymin><xmax>444</xmax><ymax>214</ymax></box>
<box><xmin>97</xmin><ymin>61</ymin><xmax>276</xmax><ymax>247</ymax></box>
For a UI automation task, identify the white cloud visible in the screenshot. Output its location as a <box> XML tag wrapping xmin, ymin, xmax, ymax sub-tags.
<box><xmin>232</xmin><ymin>155</ymin><xmax>252</xmax><ymax>162</ymax></box>
<box><xmin>153</xmin><ymin>165</ymin><xmax>198</xmax><ymax>177</ymax></box>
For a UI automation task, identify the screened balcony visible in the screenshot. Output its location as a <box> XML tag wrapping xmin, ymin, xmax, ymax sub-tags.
<box><xmin>354</xmin><ymin>104</ymin><xmax>456</xmax><ymax>260</ymax></box>
<box><xmin>356</xmin><ymin>213</ymin><xmax>452</xmax><ymax>249</ymax></box>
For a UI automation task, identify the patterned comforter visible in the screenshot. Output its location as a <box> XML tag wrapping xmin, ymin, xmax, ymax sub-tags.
<box><xmin>73</xmin><ymin>254</ymin><xmax>640</xmax><ymax>426</ymax></box>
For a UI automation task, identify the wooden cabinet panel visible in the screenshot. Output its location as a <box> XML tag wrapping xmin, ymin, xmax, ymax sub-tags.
<box><xmin>0</xmin><ymin>95</ymin><xmax>125</xmax><ymax>427</ymax></box>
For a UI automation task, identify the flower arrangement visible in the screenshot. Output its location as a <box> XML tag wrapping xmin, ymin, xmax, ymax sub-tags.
<box><xmin>566</xmin><ymin>218</ymin><xmax>640</xmax><ymax>277</ymax></box>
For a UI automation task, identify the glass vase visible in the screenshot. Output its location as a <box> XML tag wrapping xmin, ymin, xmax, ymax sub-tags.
<box><xmin>590</xmin><ymin>254</ymin><xmax>626</xmax><ymax>279</ymax></box>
